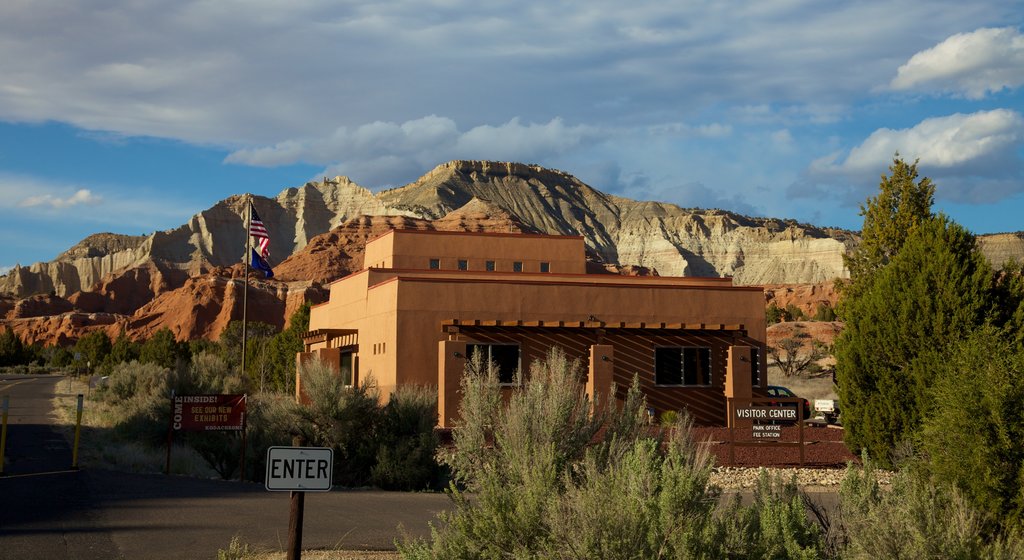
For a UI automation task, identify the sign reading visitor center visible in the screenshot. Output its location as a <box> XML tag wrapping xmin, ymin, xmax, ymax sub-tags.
<box><xmin>265</xmin><ymin>447</ymin><xmax>334</xmax><ymax>492</ymax></box>
<box><xmin>171</xmin><ymin>394</ymin><xmax>246</xmax><ymax>431</ymax></box>
<box><xmin>734</xmin><ymin>406</ymin><xmax>797</xmax><ymax>421</ymax></box>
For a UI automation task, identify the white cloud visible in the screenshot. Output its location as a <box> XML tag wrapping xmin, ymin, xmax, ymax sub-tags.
<box><xmin>0</xmin><ymin>1</ymin><xmax>1002</xmax><ymax>146</ymax></box>
<box><xmin>814</xmin><ymin>109</ymin><xmax>1023</xmax><ymax>174</ymax></box>
<box><xmin>19</xmin><ymin>188</ymin><xmax>102</xmax><ymax>209</ymax></box>
<box><xmin>0</xmin><ymin>265</ymin><xmax>11</xmax><ymax>275</ymax></box>
<box><xmin>807</xmin><ymin>109</ymin><xmax>1024</xmax><ymax>203</ymax></box>
<box><xmin>890</xmin><ymin>27</ymin><xmax>1024</xmax><ymax>98</ymax></box>
<box><xmin>648</xmin><ymin>122</ymin><xmax>733</xmax><ymax>138</ymax></box>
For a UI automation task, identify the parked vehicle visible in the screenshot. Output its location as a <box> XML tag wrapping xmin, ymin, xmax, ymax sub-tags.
<box><xmin>813</xmin><ymin>399</ymin><xmax>841</xmax><ymax>424</ymax></box>
<box><xmin>765</xmin><ymin>385</ymin><xmax>812</xmax><ymax>421</ymax></box>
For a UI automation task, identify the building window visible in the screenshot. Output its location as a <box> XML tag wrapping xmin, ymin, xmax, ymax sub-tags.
<box><xmin>485</xmin><ymin>260</ymin><xmax>495</xmax><ymax>271</ymax></box>
<box><xmin>340</xmin><ymin>352</ymin><xmax>354</xmax><ymax>386</ymax></box>
<box><xmin>467</xmin><ymin>343</ymin><xmax>521</xmax><ymax>385</ymax></box>
<box><xmin>751</xmin><ymin>347</ymin><xmax>761</xmax><ymax>386</ymax></box>
<box><xmin>540</xmin><ymin>262</ymin><xmax>550</xmax><ymax>273</ymax></box>
<box><xmin>429</xmin><ymin>259</ymin><xmax>440</xmax><ymax>270</ymax></box>
<box><xmin>655</xmin><ymin>347</ymin><xmax>711</xmax><ymax>386</ymax></box>
<box><xmin>458</xmin><ymin>259</ymin><xmax>468</xmax><ymax>271</ymax></box>
<box><xmin>513</xmin><ymin>261</ymin><xmax>523</xmax><ymax>272</ymax></box>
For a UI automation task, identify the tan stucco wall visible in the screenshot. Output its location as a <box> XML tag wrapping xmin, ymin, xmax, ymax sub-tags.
<box><xmin>304</xmin><ymin>229</ymin><xmax>767</xmax><ymax>425</ymax></box>
<box><xmin>364</xmin><ymin>230</ymin><xmax>587</xmax><ymax>273</ymax></box>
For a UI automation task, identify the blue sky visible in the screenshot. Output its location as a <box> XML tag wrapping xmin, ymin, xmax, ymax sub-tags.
<box><xmin>1</xmin><ymin>1</ymin><xmax>1022</xmax><ymax>272</ymax></box>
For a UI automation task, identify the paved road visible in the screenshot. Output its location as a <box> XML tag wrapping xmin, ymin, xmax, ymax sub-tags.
<box><xmin>0</xmin><ymin>375</ymin><xmax>451</xmax><ymax>559</ymax></box>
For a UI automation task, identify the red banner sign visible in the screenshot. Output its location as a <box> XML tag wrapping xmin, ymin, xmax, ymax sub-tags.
<box><xmin>172</xmin><ymin>394</ymin><xmax>246</xmax><ymax>431</ymax></box>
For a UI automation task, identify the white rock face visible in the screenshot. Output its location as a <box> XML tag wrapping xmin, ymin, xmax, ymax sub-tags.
<box><xmin>2</xmin><ymin>160</ymin><xmax>1016</xmax><ymax>298</ymax></box>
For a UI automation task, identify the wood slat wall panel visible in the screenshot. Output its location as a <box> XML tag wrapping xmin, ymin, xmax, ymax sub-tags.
<box><xmin>456</xmin><ymin>326</ymin><xmax>764</xmax><ymax>425</ymax></box>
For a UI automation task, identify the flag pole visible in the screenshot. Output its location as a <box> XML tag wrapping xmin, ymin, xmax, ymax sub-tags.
<box><xmin>242</xmin><ymin>194</ymin><xmax>250</xmax><ymax>377</ymax></box>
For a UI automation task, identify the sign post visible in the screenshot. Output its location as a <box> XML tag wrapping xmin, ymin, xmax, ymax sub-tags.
<box><xmin>266</xmin><ymin>443</ymin><xmax>333</xmax><ymax>560</ymax></box>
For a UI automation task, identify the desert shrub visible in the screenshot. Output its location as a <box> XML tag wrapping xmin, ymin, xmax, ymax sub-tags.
<box><xmin>837</xmin><ymin>457</ymin><xmax>1024</xmax><ymax>559</ymax></box>
<box><xmin>289</xmin><ymin>358</ymin><xmax>381</xmax><ymax>486</ymax></box>
<box><xmin>766</xmin><ymin>303</ymin><xmax>784</xmax><ymax>325</ymax></box>
<box><xmin>811</xmin><ymin>303</ymin><xmax>837</xmax><ymax>322</ymax></box>
<box><xmin>400</xmin><ymin>347</ymin><xmax>826</xmax><ymax>559</ymax></box>
<box><xmin>97</xmin><ymin>360</ymin><xmax>175</xmax><ymax>444</ymax></box>
<box><xmin>784</xmin><ymin>303</ymin><xmax>806</xmax><ymax>321</ymax></box>
<box><xmin>713</xmin><ymin>471</ymin><xmax>825</xmax><ymax>559</ymax></box>
<box><xmin>921</xmin><ymin>326</ymin><xmax>1024</xmax><ymax>529</ymax></box>
<box><xmin>239</xmin><ymin>392</ymin><xmax>297</xmax><ymax>481</ymax></box>
<box><xmin>371</xmin><ymin>384</ymin><xmax>443</xmax><ymax>491</ymax></box>
<box><xmin>95</xmin><ymin>353</ymin><xmax>250</xmax><ymax>473</ymax></box>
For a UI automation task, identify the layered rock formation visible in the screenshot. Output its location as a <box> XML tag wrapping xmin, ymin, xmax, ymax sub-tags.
<box><xmin>2</xmin><ymin>160</ymin><xmax>1022</xmax><ymax>347</ymax></box>
<box><xmin>0</xmin><ymin>161</ymin><xmax>861</xmax><ymax>299</ymax></box>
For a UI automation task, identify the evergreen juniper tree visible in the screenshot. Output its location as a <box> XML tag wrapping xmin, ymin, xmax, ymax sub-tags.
<box><xmin>835</xmin><ymin>216</ymin><xmax>992</xmax><ymax>465</ymax></box>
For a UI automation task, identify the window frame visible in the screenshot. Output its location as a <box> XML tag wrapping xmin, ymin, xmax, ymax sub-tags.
<box><xmin>466</xmin><ymin>342</ymin><xmax>522</xmax><ymax>386</ymax></box>
<box><xmin>512</xmin><ymin>261</ymin><xmax>523</xmax><ymax>272</ymax></box>
<box><xmin>429</xmin><ymin>258</ymin><xmax>440</xmax><ymax>270</ymax></box>
<box><xmin>540</xmin><ymin>261</ymin><xmax>550</xmax><ymax>273</ymax></box>
<box><xmin>485</xmin><ymin>260</ymin><xmax>496</xmax><ymax>272</ymax></box>
<box><xmin>653</xmin><ymin>345</ymin><xmax>713</xmax><ymax>387</ymax></box>
<box><xmin>457</xmin><ymin>259</ymin><xmax>468</xmax><ymax>271</ymax></box>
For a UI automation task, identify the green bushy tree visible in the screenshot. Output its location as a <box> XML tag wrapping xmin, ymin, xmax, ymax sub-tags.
<box><xmin>74</xmin><ymin>330</ymin><xmax>112</xmax><ymax>368</ymax></box>
<box><xmin>921</xmin><ymin>327</ymin><xmax>1024</xmax><ymax>529</ymax></box>
<box><xmin>108</xmin><ymin>329</ymin><xmax>140</xmax><ymax>365</ymax></box>
<box><xmin>139</xmin><ymin>328</ymin><xmax>190</xmax><ymax>369</ymax></box>
<box><xmin>842</xmin><ymin>156</ymin><xmax>935</xmax><ymax>292</ymax></box>
<box><xmin>0</xmin><ymin>326</ymin><xmax>26</xmax><ymax>366</ymax></box>
<box><xmin>811</xmin><ymin>303</ymin><xmax>837</xmax><ymax>322</ymax></box>
<box><xmin>835</xmin><ymin>216</ymin><xmax>993</xmax><ymax>465</ymax></box>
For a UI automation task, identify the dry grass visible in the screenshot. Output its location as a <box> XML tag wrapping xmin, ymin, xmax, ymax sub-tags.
<box><xmin>50</xmin><ymin>375</ymin><xmax>216</xmax><ymax>475</ymax></box>
<box><xmin>241</xmin><ymin>552</ymin><xmax>398</xmax><ymax>560</ymax></box>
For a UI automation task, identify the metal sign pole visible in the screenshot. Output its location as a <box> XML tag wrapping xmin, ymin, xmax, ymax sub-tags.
<box><xmin>71</xmin><ymin>394</ymin><xmax>83</xmax><ymax>469</ymax></box>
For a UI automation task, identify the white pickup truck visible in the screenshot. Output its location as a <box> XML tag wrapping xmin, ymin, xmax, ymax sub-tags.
<box><xmin>813</xmin><ymin>399</ymin><xmax>841</xmax><ymax>425</ymax></box>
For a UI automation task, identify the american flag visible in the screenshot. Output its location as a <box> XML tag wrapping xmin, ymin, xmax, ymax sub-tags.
<box><xmin>249</xmin><ymin>204</ymin><xmax>270</xmax><ymax>257</ymax></box>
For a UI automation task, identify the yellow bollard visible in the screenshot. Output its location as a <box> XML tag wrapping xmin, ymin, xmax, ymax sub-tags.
<box><xmin>1</xmin><ymin>395</ymin><xmax>9</xmax><ymax>476</ymax></box>
<box><xmin>72</xmin><ymin>394</ymin><xmax>83</xmax><ymax>469</ymax></box>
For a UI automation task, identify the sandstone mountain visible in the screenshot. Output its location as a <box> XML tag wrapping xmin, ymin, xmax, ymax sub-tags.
<box><xmin>1</xmin><ymin>160</ymin><xmax>861</xmax><ymax>300</ymax></box>
<box><xmin>1</xmin><ymin>160</ymin><xmax>1019</xmax><ymax>346</ymax></box>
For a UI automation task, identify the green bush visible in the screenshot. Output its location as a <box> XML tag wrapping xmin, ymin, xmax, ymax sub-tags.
<box><xmin>400</xmin><ymin>347</ymin><xmax>826</xmax><ymax>559</ymax></box>
<box><xmin>921</xmin><ymin>327</ymin><xmax>1024</xmax><ymax>529</ymax></box>
<box><xmin>140</xmin><ymin>328</ymin><xmax>190</xmax><ymax>369</ymax></box>
<box><xmin>837</xmin><ymin>456</ymin><xmax>1024</xmax><ymax>559</ymax></box>
<box><xmin>812</xmin><ymin>303</ymin><xmax>837</xmax><ymax>322</ymax></box>
<box><xmin>714</xmin><ymin>471</ymin><xmax>824</xmax><ymax>559</ymax></box>
<box><xmin>98</xmin><ymin>360</ymin><xmax>176</xmax><ymax>444</ymax></box>
<box><xmin>289</xmin><ymin>358</ymin><xmax>382</xmax><ymax>486</ymax></box>
<box><xmin>372</xmin><ymin>385</ymin><xmax>443</xmax><ymax>491</ymax></box>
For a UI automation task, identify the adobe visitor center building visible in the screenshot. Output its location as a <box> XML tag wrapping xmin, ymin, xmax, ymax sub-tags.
<box><xmin>298</xmin><ymin>229</ymin><xmax>767</xmax><ymax>427</ymax></box>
